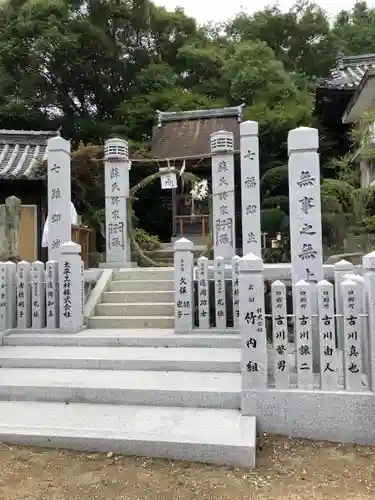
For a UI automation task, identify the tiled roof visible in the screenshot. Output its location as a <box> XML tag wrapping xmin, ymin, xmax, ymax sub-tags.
<box><xmin>323</xmin><ymin>54</ymin><xmax>375</xmax><ymax>89</ymax></box>
<box><xmin>0</xmin><ymin>129</ymin><xmax>58</xmax><ymax>179</ymax></box>
<box><xmin>152</xmin><ymin>106</ymin><xmax>243</xmax><ymax>158</ymax></box>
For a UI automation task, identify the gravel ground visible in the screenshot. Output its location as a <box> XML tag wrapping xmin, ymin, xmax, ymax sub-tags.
<box><xmin>0</xmin><ymin>436</ymin><xmax>375</xmax><ymax>499</ymax></box>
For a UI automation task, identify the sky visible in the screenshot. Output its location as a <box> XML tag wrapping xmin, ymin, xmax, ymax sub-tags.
<box><xmin>155</xmin><ymin>0</ymin><xmax>375</xmax><ymax>25</ymax></box>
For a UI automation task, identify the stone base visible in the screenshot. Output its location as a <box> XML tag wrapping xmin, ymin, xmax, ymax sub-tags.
<box><xmin>243</xmin><ymin>388</ymin><xmax>375</xmax><ymax>445</ymax></box>
<box><xmin>0</xmin><ymin>401</ymin><xmax>256</xmax><ymax>467</ymax></box>
<box><xmin>99</xmin><ymin>262</ymin><xmax>137</xmax><ymax>269</ymax></box>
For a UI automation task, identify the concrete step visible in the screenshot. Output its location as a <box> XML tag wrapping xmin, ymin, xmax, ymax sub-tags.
<box><xmin>96</xmin><ymin>303</ymin><xmax>174</xmax><ymax>317</ymax></box>
<box><xmin>0</xmin><ymin>346</ymin><xmax>240</xmax><ymax>372</ymax></box>
<box><xmin>114</xmin><ymin>268</ymin><xmax>174</xmax><ymax>281</ymax></box>
<box><xmin>109</xmin><ymin>280</ymin><xmax>174</xmax><ymax>292</ymax></box>
<box><xmin>88</xmin><ymin>316</ymin><xmax>174</xmax><ymax>329</ymax></box>
<box><xmin>0</xmin><ymin>368</ymin><xmax>240</xmax><ymax>408</ymax></box>
<box><xmin>0</xmin><ymin>401</ymin><xmax>255</xmax><ymax>467</ymax></box>
<box><xmin>4</xmin><ymin>330</ymin><xmax>240</xmax><ymax>348</ymax></box>
<box><xmin>102</xmin><ymin>291</ymin><xmax>174</xmax><ymax>303</ymax></box>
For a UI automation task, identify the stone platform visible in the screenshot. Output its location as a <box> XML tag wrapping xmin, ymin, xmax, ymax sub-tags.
<box><xmin>0</xmin><ymin>328</ymin><xmax>256</xmax><ymax>468</ymax></box>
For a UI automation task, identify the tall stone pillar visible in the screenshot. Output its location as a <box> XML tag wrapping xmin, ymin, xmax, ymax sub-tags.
<box><xmin>102</xmin><ymin>138</ymin><xmax>131</xmax><ymax>268</ymax></box>
<box><xmin>210</xmin><ymin>130</ymin><xmax>236</xmax><ymax>259</ymax></box>
<box><xmin>47</xmin><ymin>136</ymin><xmax>72</xmax><ymax>261</ymax></box>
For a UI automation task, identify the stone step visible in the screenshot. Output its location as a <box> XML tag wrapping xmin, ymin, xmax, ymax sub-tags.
<box><xmin>88</xmin><ymin>316</ymin><xmax>174</xmax><ymax>329</ymax></box>
<box><xmin>0</xmin><ymin>401</ymin><xmax>255</xmax><ymax>467</ymax></box>
<box><xmin>4</xmin><ymin>330</ymin><xmax>240</xmax><ymax>348</ymax></box>
<box><xmin>102</xmin><ymin>291</ymin><xmax>174</xmax><ymax>304</ymax></box>
<box><xmin>96</xmin><ymin>303</ymin><xmax>174</xmax><ymax>317</ymax></box>
<box><xmin>114</xmin><ymin>268</ymin><xmax>174</xmax><ymax>281</ymax></box>
<box><xmin>0</xmin><ymin>368</ymin><xmax>240</xmax><ymax>409</ymax></box>
<box><xmin>0</xmin><ymin>346</ymin><xmax>240</xmax><ymax>372</ymax></box>
<box><xmin>109</xmin><ymin>280</ymin><xmax>174</xmax><ymax>292</ymax></box>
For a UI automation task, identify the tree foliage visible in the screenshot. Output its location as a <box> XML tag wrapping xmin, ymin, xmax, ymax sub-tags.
<box><xmin>0</xmin><ymin>0</ymin><xmax>374</xmax><ymax>247</ymax></box>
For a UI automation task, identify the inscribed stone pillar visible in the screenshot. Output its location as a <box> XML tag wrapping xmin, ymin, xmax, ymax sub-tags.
<box><xmin>31</xmin><ymin>261</ymin><xmax>45</xmax><ymax>329</ymax></box>
<box><xmin>47</xmin><ymin>136</ymin><xmax>72</xmax><ymax>261</ymax></box>
<box><xmin>0</xmin><ymin>263</ymin><xmax>7</xmax><ymax>331</ymax></box>
<box><xmin>174</xmin><ymin>238</ymin><xmax>194</xmax><ymax>333</ymax></box>
<box><xmin>239</xmin><ymin>253</ymin><xmax>267</xmax><ymax>390</ymax></box>
<box><xmin>240</xmin><ymin>121</ymin><xmax>261</xmax><ymax>257</ymax></box>
<box><xmin>210</xmin><ymin>130</ymin><xmax>236</xmax><ymax>259</ymax></box>
<box><xmin>59</xmin><ymin>241</ymin><xmax>83</xmax><ymax>333</ymax></box>
<box><xmin>288</xmin><ymin>127</ymin><xmax>323</xmax><ymax>372</ymax></box>
<box><xmin>288</xmin><ymin>127</ymin><xmax>323</xmax><ymax>284</ymax></box>
<box><xmin>5</xmin><ymin>196</ymin><xmax>21</xmax><ymax>260</ymax></box>
<box><xmin>104</xmin><ymin>138</ymin><xmax>131</xmax><ymax>268</ymax></box>
<box><xmin>46</xmin><ymin>260</ymin><xmax>59</xmax><ymax>329</ymax></box>
<box><xmin>363</xmin><ymin>250</ymin><xmax>375</xmax><ymax>391</ymax></box>
<box><xmin>5</xmin><ymin>261</ymin><xmax>16</xmax><ymax>329</ymax></box>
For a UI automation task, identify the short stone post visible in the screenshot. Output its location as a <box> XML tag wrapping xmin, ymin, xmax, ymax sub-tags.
<box><xmin>240</xmin><ymin>121</ymin><xmax>261</xmax><ymax>257</ymax></box>
<box><xmin>239</xmin><ymin>253</ymin><xmax>267</xmax><ymax>390</ymax></box>
<box><xmin>16</xmin><ymin>261</ymin><xmax>31</xmax><ymax>329</ymax></box>
<box><xmin>59</xmin><ymin>241</ymin><xmax>83</xmax><ymax>333</ymax></box>
<box><xmin>363</xmin><ymin>251</ymin><xmax>375</xmax><ymax>391</ymax></box>
<box><xmin>334</xmin><ymin>259</ymin><xmax>354</xmax><ymax>349</ymax></box>
<box><xmin>271</xmin><ymin>280</ymin><xmax>289</xmax><ymax>388</ymax></box>
<box><xmin>5</xmin><ymin>196</ymin><xmax>21</xmax><ymax>260</ymax></box>
<box><xmin>31</xmin><ymin>261</ymin><xmax>45</xmax><ymax>329</ymax></box>
<box><xmin>5</xmin><ymin>261</ymin><xmax>16</xmax><ymax>329</ymax></box>
<box><xmin>294</xmin><ymin>280</ymin><xmax>314</xmax><ymax>389</ymax></box>
<box><xmin>210</xmin><ymin>130</ymin><xmax>236</xmax><ymax>259</ymax></box>
<box><xmin>288</xmin><ymin>127</ymin><xmax>323</xmax><ymax>372</ymax></box>
<box><xmin>0</xmin><ymin>263</ymin><xmax>7</xmax><ymax>331</ymax></box>
<box><xmin>214</xmin><ymin>256</ymin><xmax>226</xmax><ymax>329</ymax></box>
<box><xmin>197</xmin><ymin>256</ymin><xmax>209</xmax><ymax>329</ymax></box>
<box><xmin>232</xmin><ymin>255</ymin><xmax>240</xmax><ymax>328</ymax></box>
<box><xmin>46</xmin><ymin>260</ymin><xmax>59</xmax><ymax>328</ymax></box>
<box><xmin>341</xmin><ymin>279</ymin><xmax>363</xmax><ymax>391</ymax></box>
<box><xmin>174</xmin><ymin>238</ymin><xmax>194</xmax><ymax>332</ymax></box>
<box><xmin>103</xmin><ymin>138</ymin><xmax>131</xmax><ymax>268</ymax></box>
<box><xmin>47</xmin><ymin>136</ymin><xmax>72</xmax><ymax>261</ymax></box>
<box><xmin>0</xmin><ymin>206</ymin><xmax>6</xmax><ymax>260</ymax></box>
<box><xmin>317</xmin><ymin>279</ymin><xmax>339</xmax><ymax>390</ymax></box>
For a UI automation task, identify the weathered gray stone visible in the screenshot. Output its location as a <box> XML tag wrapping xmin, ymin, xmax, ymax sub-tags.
<box><xmin>59</xmin><ymin>241</ymin><xmax>83</xmax><ymax>333</ymax></box>
<box><xmin>240</xmin><ymin>121</ymin><xmax>261</xmax><ymax>257</ymax></box>
<box><xmin>174</xmin><ymin>238</ymin><xmax>194</xmax><ymax>333</ymax></box>
<box><xmin>47</xmin><ymin>136</ymin><xmax>72</xmax><ymax>261</ymax></box>
<box><xmin>210</xmin><ymin>130</ymin><xmax>235</xmax><ymax>259</ymax></box>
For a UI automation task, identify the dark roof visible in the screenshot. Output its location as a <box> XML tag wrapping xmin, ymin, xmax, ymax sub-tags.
<box><xmin>321</xmin><ymin>54</ymin><xmax>375</xmax><ymax>90</ymax></box>
<box><xmin>0</xmin><ymin>129</ymin><xmax>57</xmax><ymax>180</ymax></box>
<box><xmin>151</xmin><ymin>106</ymin><xmax>243</xmax><ymax>159</ymax></box>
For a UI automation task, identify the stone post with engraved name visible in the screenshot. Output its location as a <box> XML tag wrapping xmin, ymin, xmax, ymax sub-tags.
<box><xmin>211</xmin><ymin>130</ymin><xmax>236</xmax><ymax>259</ymax></box>
<box><xmin>47</xmin><ymin>136</ymin><xmax>72</xmax><ymax>261</ymax></box>
<box><xmin>59</xmin><ymin>241</ymin><xmax>83</xmax><ymax>333</ymax></box>
<box><xmin>103</xmin><ymin>138</ymin><xmax>131</xmax><ymax>268</ymax></box>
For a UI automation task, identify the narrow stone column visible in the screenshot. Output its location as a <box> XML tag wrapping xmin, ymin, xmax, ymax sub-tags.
<box><xmin>103</xmin><ymin>138</ymin><xmax>131</xmax><ymax>268</ymax></box>
<box><xmin>240</xmin><ymin>121</ymin><xmax>261</xmax><ymax>257</ymax></box>
<box><xmin>47</xmin><ymin>136</ymin><xmax>72</xmax><ymax>261</ymax></box>
<box><xmin>5</xmin><ymin>196</ymin><xmax>21</xmax><ymax>260</ymax></box>
<box><xmin>174</xmin><ymin>238</ymin><xmax>194</xmax><ymax>333</ymax></box>
<box><xmin>363</xmin><ymin>250</ymin><xmax>375</xmax><ymax>391</ymax></box>
<box><xmin>288</xmin><ymin>127</ymin><xmax>324</xmax><ymax>372</ymax></box>
<box><xmin>239</xmin><ymin>253</ymin><xmax>267</xmax><ymax>390</ymax></box>
<box><xmin>59</xmin><ymin>241</ymin><xmax>83</xmax><ymax>333</ymax></box>
<box><xmin>210</xmin><ymin>130</ymin><xmax>236</xmax><ymax>259</ymax></box>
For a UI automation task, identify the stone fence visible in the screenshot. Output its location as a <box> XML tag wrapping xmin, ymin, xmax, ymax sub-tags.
<box><xmin>0</xmin><ymin>241</ymin><xmax>84</xmax><ymax>334</ymax></box>
<box><xmin>174</xmin><ymin>238</ymin><xmax>375</xmax><ymax>444</ymax></box>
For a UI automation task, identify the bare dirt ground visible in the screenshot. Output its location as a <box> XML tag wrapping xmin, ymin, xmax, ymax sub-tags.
<box><xmin>0</xmin><ymin>436</ymin><xmax>375</xmax><ymax>500</ymax></box>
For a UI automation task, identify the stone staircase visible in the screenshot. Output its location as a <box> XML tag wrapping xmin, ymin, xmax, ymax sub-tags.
<box><xmin>0</xmin><ymin>329</ymin><xmax>255</xmax><ymax>467</ymax></box>
<box><xmin>88</xmin><ymin>268</ymin><xmax>175</xmax><ymax>329</ymax></box>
